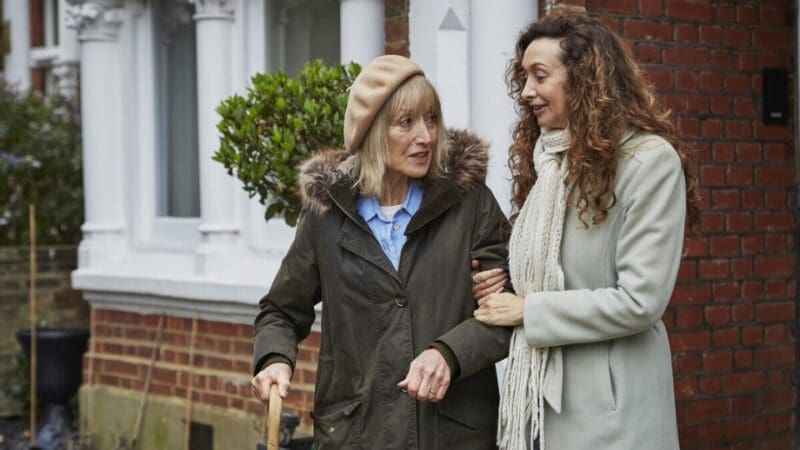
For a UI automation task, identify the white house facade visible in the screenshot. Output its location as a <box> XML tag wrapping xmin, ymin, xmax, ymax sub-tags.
<box><xmin>0</xmin><ymin>0</ymin><xmax>539</xmax><ymax>325</ymax></box>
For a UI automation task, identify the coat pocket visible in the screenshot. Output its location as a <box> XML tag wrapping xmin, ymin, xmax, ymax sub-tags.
<box><xmin>437</xmin><ymin>394</ymin><xmax>498</xmax><ymax>450</ymax></box>
<box><xmin>312</xmin><ymin>397</ymin><xmax>363</xmax><ymax>450</ymax></box>
<box><xmin>437</xmin><ymin>401</ymin><xmax>478</xmax><ymax>430</ymax></box>
<box><xmin>436</xmin><ymin>368</ymin><xmax>499</xmax><ymax>430</ymax></box>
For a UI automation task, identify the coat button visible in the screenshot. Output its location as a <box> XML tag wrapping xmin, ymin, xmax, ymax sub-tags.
<box><xmin>394</xmin><ymin>297</ymin><xmax>407</xmax><ymax>307</ymax></box>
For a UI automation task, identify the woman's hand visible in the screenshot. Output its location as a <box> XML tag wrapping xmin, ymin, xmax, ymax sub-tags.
<box><xmin>251</xmin><ymin>362</ymin><xmax>292</xmax><ymax>402</ymax></box>
<box><xmin>474</xmin><ymin>292</ymin><xmax>525</xmax><ymax>326</ymax></box>
<box><xmin>397</xmin><ymin>349</ymin><xmax>451</xmax><ymax>403</ymax></box>
<box><xmin>471</xmin><ymin>259</ymin><xmax>508</xmax><ymax>300</ymax></box>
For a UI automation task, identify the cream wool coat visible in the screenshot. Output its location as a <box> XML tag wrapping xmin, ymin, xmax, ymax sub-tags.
<box><xmin>522</xmin><ymin>130</ymin><xmax>683</xmax><ymax>449</ymax></box>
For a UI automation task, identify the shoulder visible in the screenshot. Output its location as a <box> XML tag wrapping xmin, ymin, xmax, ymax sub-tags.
<box><xmin>612</xmin><ymin>130</ymin><xmax>684</xmax><ymax>204</ymax></box>
<box><xmin>617</xmin><ymin>131</ymin><xmax>681</xmax><ymax>179</ymax></box>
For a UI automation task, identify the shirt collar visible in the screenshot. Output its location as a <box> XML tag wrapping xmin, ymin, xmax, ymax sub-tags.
<box><xmin>357</xmin><ymin>181</ymin><xmax>423</xmax><ymax>222</ymax></box>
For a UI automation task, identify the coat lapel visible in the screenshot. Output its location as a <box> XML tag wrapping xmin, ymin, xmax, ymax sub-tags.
<box><xmin>326</xmin><ymin>176</ymin><xmax>465</xmax><ymax>282</ymax></box>
<box><xmin>405</xmin><ymin>179</ymin><xmax>462</xmax><ymax>235</ymax></box>
<box><xmin>327</xmin><ymin>178</ymin><xmax>403</xmax><ymax>283</ymax></box>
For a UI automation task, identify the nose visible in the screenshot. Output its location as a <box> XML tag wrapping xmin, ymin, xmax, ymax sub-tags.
<box><xmin>521</xmin><ymin>79</ymin><xmax>537</xmax><ymax>101</ymax></box>
<box><xmin>414</xmin><ymin>121</ymin><xmax>433</xmax><ymax>146</ymax></box>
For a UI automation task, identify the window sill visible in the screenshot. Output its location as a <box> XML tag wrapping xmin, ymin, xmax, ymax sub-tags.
<box><xmin>72</xmin><ymin>249</ymin><xmax>321</xmax><ymax>329</ymax></box>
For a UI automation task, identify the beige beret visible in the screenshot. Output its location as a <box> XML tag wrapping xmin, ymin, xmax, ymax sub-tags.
<box><xmin>344</xmin><ymin>55</ymin><xmax>425</xmax><ymax>153</ymax></box>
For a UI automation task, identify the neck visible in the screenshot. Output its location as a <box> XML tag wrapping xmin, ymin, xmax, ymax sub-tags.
<box><xmin>379</xmin><ymin>173</ymin><xmax>410</xmax><ymax>206</ymax></box>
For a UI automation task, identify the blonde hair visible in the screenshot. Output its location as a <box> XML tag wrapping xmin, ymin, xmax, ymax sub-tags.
<box><xmin>351</xmin><ymin>75</ymin><xmax>448</xmax><ymax>197</ymax></box>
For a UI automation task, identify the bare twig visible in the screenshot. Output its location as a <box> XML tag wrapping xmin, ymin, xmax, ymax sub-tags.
<box><xmin>28</xmin><ymin>204</ymin><xmax>37</xmax><ymax>447</ymax></box>
<box><xmin>130</xmin><ymin>313</ymin><xmax>165</xmax><ymax>449</ymax></box>
<box><xmin>183</xmin><ymin>314</ymin><xmax>199</xmax><ymax>450</ymax></box>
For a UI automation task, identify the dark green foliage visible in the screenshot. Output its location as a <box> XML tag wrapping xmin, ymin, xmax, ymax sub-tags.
<box><xmin>214</xmin><ymin>59</ymin><xmax>360</xmax><ymax>226</ymax></box>
<box><xmin>0</xmin><ymin>351</ymin><xmax>30</xmax><ymax>413</ymax></box>
<box><xmin>0</xmin><ymin>81</ymin><xmax>83</xmax><ymax>245</ymax></box>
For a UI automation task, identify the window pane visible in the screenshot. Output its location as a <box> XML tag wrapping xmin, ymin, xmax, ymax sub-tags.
<box><xmin>269</xmin><ymin>0</ymin><xmax>340</xmax><ymax>74</ymax></box>
<box><xmin>155</xmin><ymin>2</ymin><xmax>200</xmax><ymax>217</ymax></box>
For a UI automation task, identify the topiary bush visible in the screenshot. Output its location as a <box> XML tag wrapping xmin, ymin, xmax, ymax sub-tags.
<box><xmin>214</xmin><ymin>59</ymin><xmax>360</xmax><ymax>226</ymax></box>
<box><xmin>0</xmin><ymin>81</ymin><xmax>83</xmax><ymax>245</ymax></box>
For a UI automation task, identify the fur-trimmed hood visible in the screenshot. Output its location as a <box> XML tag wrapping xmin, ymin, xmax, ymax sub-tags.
<box><xmin>297</xmin><ymin>129</ymin><xmax>490</xmax><ymax>214</ymax></box>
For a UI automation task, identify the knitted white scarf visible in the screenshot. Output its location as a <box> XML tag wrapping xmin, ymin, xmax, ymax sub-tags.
<box><xmin>498</xmin><ymin>128</ymin><xmax>570</xmax><ymax>450</ymax></box>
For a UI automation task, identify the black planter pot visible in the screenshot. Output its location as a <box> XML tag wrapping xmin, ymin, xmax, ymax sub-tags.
<box><xmin>16</xmin><ymin>328</ymin><xmax>90</xmax><ymax>450</ymax></box>
<box><xmin>16</xmin><ymin>328</ymin><xmax>89</xmax><ymax>405</ymax></box>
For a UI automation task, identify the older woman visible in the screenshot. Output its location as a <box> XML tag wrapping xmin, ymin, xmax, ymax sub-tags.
<box><xmin>251</xmin><ymin>55</ymin><xmax>511</xmax><ymax>449</ymax></box>
<box><xmin>473</xmin><ymin>11</ymin><xmax>700</xmax><ymax>450</ymax></box>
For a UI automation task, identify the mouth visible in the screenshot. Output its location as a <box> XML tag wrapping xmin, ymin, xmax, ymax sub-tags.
<box><xmin>408</xmin><ymin>150</ymin><xmax>430</xmax><ymax>161</ymax></box>
<box><xmin>531</xmin><ymin>104</ymin><xmax>547</xmax><ymax>115</ymax></box>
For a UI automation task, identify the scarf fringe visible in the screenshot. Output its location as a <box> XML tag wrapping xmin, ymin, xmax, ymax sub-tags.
<box><xmin>498</xmin><ymin>128</ymin><xmax>569</xmax><ymax>450</ymax></box>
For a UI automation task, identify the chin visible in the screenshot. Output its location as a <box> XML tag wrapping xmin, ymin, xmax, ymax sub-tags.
<box><xmin>405</xmin><ymin>168</ymin><xmax>430</xmax><ymax>179</ymax></box>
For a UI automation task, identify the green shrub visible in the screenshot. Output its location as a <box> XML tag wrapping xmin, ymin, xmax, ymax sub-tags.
<box><xmin>0</xmin><ymin>81</ymin><xmax>83</xmax><ymax>245</ymax></box>
<box><xmin>214</xmin><ymin>59</ymin><xmax>360</xmax><ymax>226</ymax></box>
<box><xmin>0</xmin><ymin>351</ymin><xmax>30</xmax><ymax>414</ymax></box>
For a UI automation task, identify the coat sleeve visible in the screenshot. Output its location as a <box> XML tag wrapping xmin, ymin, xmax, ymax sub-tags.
<box><xmin>253</xmin><ymin>211</ymin><xmax>321</xmax><ymax>375</ymax></box>
<box><xmin>523</xmin><ymin>144</ymin><xmax>686</xmax><ymax>348</ymax></box>
<box><xmin>436</xmin><ymin>184</ymin><xmax>513</xmax><ymax>379</ymax></box>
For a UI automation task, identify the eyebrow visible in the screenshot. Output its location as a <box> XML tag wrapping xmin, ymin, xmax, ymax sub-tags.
<box><xmin>525</xmin><ymin>62</ymin><xmax>550</xmax><ymax>71</ymax></box>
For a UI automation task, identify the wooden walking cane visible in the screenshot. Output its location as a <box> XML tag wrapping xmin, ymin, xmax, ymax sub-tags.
<box><xmin>266</xmin><ymin>384</ymin><xmax>282</xmax><ymax>450</ymax></box>
<box><xmin>28</xmin><ymin>204</ymin><xmax>38</xmax><ymax>449</ymax></box>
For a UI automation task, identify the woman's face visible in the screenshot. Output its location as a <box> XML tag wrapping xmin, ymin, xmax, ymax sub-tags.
<box><xmin>521</xmin><ymin>37</ymin><xmax>569</xmax><ymax>129</ymax></box>
<box><xmin>385</xmin><ymin>106</ymin><xmax>437</xmax><ymax>180</ymax></box>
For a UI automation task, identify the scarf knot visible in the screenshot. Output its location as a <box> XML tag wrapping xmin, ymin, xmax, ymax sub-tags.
<box><xmin>533</xmin><ymin>128</ymin><xmax>569</xmax><ymax>179</ymax></box>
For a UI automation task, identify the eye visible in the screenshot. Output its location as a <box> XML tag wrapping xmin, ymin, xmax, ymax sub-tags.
<box><xmin>424</xmin><ymin>113</ymin><xmax>437</xmax><ymax>126</ymax></box>
<box><xmin>398</xmin><ymin>116</ymin><xmax>413</xmax><ymax>127</ymax></box>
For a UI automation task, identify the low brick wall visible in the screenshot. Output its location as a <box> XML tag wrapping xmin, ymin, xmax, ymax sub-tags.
<box><xmin>84</xmin><ymin>309</ymin><xmax>321</xmax><ymax>438</ymax></box>
<box><xmin>0</xmin><ymin>245</ymin><xmax>88</xmax><ymax>416</ymax></box>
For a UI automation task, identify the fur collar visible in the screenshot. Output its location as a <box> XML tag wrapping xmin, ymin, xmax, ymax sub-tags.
<box><xmin>297</xmin><ymin>129</ymin><xmax>490</xmax><ymax>214</ymax></box>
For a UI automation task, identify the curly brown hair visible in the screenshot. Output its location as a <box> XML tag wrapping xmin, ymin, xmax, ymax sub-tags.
<box><xmin>507</xmin><ymin>10</ymin><xmax>700</xmax><ymax>229</ymax></box>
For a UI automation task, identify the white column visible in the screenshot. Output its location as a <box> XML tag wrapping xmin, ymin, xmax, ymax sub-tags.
<box><xmin>3</xmin><ymin>0</ymin><xmax>31</xmax><ymax>90</ymax></box>
<box><xmin>242</xmin><ymin>0</ymin><xmax>266</xmax><ymax>80</ymax></box>
<box><xmin>53</xmin><ymin>0</ymin><xmax>81</xmax><ymax>100</ymax></box>
<box><xmin>436</xmin><ymin>8</ymin><xmax>468</xmax><ymax>129</ymax></box>
<box><xmin>66</xmin><ymin>0</ymin><xmax>127</xmax><ymax>268</ymax></box>
<box><xmin>469</xmin><ymin>0</ymin><xmax>537</xmax><ymax>215</ymax></box>
<box><xmin>340</xmin><ymin>0</ymin><xmax>384</xmax><ymax>66</ymax></box>
<box><xmin>191</xmin><ymin>0</ymin><xmax>240</xmax><ymax>274</ymax></box>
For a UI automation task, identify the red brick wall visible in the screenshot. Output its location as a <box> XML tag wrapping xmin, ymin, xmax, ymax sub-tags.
<box><xmin>548</xmin><ymin>1</ymin><xmax>797</xmax><ymax>448</ymax></box>
<box><xmin>384</xmin><ymin>0</ymin><xmax>408</xmax><ymax>56</ymax></box>
<box><xmin>85</xmin><ymin>309</ymin><xmax>320</xmax><ymax>433</ymax></box>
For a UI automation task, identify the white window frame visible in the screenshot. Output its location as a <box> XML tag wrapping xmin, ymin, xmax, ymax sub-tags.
<box><xmin>128</xmin><ymin>5</ymin><xmax>201</xmax><ymax>252</ymax></box>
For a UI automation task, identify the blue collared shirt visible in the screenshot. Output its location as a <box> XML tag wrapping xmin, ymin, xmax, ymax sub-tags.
<box><xmin>356</xmin><ymin>182</ymin><xmax>423</xmax><ymax>270</ymax></box>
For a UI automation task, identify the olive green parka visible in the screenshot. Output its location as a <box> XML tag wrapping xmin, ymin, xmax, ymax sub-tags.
<box><xmin>253</xmin><ymin>130</ymin><xmax>511</xmax><ymax>450</ymax></box>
